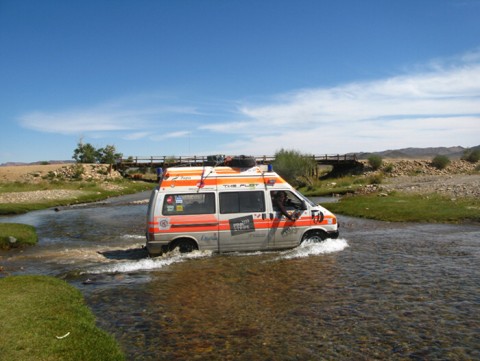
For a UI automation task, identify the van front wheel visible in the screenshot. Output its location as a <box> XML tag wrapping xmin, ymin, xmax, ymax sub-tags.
<box><xmin>169</xmin><ymin>239</ymin><xmax>198</xmax><ymax>253</ymax></box>
<box><xmin>302</xmin><ymin>230</ymin><xmax>327</xmax><ymax>243</ymax></box>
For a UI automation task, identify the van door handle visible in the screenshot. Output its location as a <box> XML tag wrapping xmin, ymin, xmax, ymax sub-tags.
<box><xmin>262</xmin><ymin>213</ymin><xmax>266</xmax><ymax>220</ymax></box>
<box><xmin>269</xmin><ymin>213</ymin><xmax>274</xmax><ymax>220</ymax></box>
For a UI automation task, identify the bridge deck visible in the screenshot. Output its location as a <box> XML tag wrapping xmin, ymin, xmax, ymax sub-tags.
<box><xmin>115</xmin><ymin>154</ymin><xmax>358</xmax><ymax>168</ymax></box>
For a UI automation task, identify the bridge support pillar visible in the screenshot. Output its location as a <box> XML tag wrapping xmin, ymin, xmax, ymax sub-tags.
<box><xmin>322</xmin><ymin>162</ymin><xmax>364</xmax><ymax>178</ymax></box>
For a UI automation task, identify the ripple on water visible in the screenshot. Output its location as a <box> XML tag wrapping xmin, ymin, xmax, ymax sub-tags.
<box><xmin>2</xmin><ymin>201</ymin><xmax>479</xmax><ymax>360</ymax></box>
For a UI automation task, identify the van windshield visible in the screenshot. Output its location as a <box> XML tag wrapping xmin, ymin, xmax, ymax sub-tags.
<box><xmin>294</xmin><ymin>191</ymin><xmax>316</xmax><ymax>207</ymax></box>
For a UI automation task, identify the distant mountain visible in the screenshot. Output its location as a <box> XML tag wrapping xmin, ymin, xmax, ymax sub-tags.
<box><xmin>354</xmin><ymin>145</ymin><xmax>480</xmax><ymax>160</ymax></box>
<box><xmin>0</xmin><ymin>160</ymin><xmax>74</xmax><ymax>167</ymax></box>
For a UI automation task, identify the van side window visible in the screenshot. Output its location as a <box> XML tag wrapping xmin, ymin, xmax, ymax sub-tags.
<box><xmin>162</xmin><ymin>193</ymin><xmax>215</xmax><ymax>215</ymax></box>
<box><xmin>271</xmin><ymin>191</ymin><xmax>304</xmax><ymax>211</ymax></box>
<box><xmin>220</xmin><ymin>191</ymin><xmax>265</xmax><ymax>214</ymax></box>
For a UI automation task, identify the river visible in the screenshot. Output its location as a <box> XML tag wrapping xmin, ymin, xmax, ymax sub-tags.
<box><xmin>1</xmin><ymin>192</ymin><xmax>479</xmax><ymax>360</ymax></box>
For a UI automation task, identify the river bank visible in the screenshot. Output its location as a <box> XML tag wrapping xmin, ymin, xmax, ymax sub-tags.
<box><xmin>357</xmin><ymin>159</ymin><xmax>480</xmax><ymax>199</ymax></box>
<box><xmin>1</xmin><ymin>160</ymin><xmax>478</xmax><ymax>224</ymax></box>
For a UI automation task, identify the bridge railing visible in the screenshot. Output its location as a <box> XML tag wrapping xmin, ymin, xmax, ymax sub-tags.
<box><xmin>115</xmin><ymin>154</ymin><xmax>358</xmax><ymax>167</ymax></box>
<box><xmin>116</xmin><ymin>155</ymin><xmax>210</xmax><ymax>166</ymax></box>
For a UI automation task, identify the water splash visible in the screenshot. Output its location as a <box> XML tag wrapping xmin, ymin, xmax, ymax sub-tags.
<box><xmin>121</xmin><ymin>234</ymin><xmax>145</xmax><ymax>240</ymax></box>
<box><xmin>277</xmin><ymin>238</ymin><xmax>349</xmax><ymax>260</ymax></box>
<box><xmin>87</xmin><ymin>239</ymin><xmax>348</xmax><ymax>274</ymax></box>
<box><xmin>89</xmin><ymin>250</ymin><xmax>213</xmax><ymax>274</ymax></box>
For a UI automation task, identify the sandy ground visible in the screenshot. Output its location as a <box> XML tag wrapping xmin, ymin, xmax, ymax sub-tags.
<box><xmin>0</xmin><ymin>163</ymin><xmax>73</xmax><ymax>182</ymax></box>
<box><xmin>0</xmin><ymin>164</ymin><xmax>96</xmax><ymax>203</ymax></box>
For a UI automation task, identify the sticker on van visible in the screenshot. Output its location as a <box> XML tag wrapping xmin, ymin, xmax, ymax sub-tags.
<box><xmin>159</xmin><ymin>218</ymin><xmax>170</xmax><ymax>230</ymax></box>
<box><xmin>229</xmin><ymin>215</ymin><xmax>255</xmax><ymax>235</ymax></box>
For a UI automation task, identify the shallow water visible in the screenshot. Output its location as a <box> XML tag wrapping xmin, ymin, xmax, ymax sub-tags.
<box><xmin>1</xmin><ymin>193</ymin><xmax>479</xmax><ymax>360</ymax></box>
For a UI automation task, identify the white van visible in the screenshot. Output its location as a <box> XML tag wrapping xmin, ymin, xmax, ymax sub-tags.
<box><xmin>146</xmin><ymin>164</ymin><xmax>339</xmax><ymax>256</ymax></box>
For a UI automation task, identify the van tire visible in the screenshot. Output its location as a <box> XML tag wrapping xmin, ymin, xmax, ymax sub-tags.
<box><xmin>169</xmin><ymin>239</ymin><xmax>198</xmax><ymax>253</ymax></box>
<box><xmin>302</xmin><ymin>230</ymin><xmax>328</xmax><ymax>243</ymax></box>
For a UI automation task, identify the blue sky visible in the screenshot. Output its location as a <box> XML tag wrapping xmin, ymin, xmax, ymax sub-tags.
<box><xmin>1</xmin><ymin>0</ymin><xmax>479</xmax><ymax>164</ymax></box>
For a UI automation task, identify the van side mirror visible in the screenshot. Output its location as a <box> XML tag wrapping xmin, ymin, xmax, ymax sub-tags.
<box><xmin>300</xmin><ymin>201</ymin><xmax>307</xmax><ymax>210</ymax></box>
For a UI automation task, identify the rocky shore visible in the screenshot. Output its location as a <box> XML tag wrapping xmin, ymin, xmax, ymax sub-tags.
<box><xmin>0</xmin><ymin>160</ymin><xmax>479</xmax><ymax>203</ymax></box>
<box><xmin>359</xmin><ymin>160</ymin><xmax>480</xmax><ymax>199</ymax></box>
<box><xmin>0</xmin><ymin>163</ymin><xmax>122</xmax><ymax>183</ymax></box>
<box><xmin>0</xmin><ymin>164</ymin><xmax>125</xmax><ymax>204</ymax></box>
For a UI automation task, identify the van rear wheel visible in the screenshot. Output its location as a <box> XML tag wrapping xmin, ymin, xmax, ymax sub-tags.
<box><xmin>169</xmin><ymin>239</ymin><xmax>198</xmax><ymax>253</ymax></box>
<box><xmin>302</xmin><ymin>230</ymin><xmax>328</xmax><ymax>243</ymax></box>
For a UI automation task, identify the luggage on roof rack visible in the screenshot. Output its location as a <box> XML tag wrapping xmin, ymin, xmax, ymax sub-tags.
<box><xmin>205</xmin><ymin>155</ymin><xmax>225</xmax><ymax>166</ymax></box>
<box><xmin>225</xmin><ymin>155</ymin><xmax>256</xmax><ymax>168</ymax></box>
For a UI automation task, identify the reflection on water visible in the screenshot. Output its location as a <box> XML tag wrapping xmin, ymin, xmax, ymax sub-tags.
<box><xmin>1</xmin><ymin>194</ymin><xmax>479</xmax><ymax>360</ymax></box>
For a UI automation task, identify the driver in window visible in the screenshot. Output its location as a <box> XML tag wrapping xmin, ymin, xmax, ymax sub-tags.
<box><xmin>274</xmin><ymin>191</ymin><xmax>296</xmax><ymax>221</ymax></box>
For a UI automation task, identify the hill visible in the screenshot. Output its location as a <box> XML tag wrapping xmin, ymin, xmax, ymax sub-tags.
<box><xmin>0</xmin><ymin>160</ymin><xmax>74</xmax><ymax>167</ymax></box>
<box><xmin>354</xmin><ymin>145</ymin><xmax>480</xmax><ymax>160</ymax></box>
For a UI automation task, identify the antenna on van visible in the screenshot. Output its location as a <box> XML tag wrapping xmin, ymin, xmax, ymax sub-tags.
<box><xmin>197</xmin><ymin>158</ymin><xmax>218</xmax><ymax>192</ymax></box>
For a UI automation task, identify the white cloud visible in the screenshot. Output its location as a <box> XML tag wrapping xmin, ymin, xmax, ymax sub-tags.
<box><xmin>236</xmin><ymin>64</ymin><xmax>480</xmax><ymax>125</ymax></box>
<box><xmin>123</xmin><ymin>132</ymin><xmax>151</xmax><ymax>140</ymax></box>
<box><xmin>18</xmin><ymin>97</ymin><xmax>200</xmax><ymax>136</ymax></box>
<box><xmin>198</xmin><ymin>56</ymin><xmax>480</xmax><ymax>154</ymax></box>
<box><xmin>16</xmin><ymin>51</ymin><xmax>480</xmax><ymax>156</ymax></box>
<box><xmin>164</xmin><ymin>131</ymin><xmax>191</xmax><ymax>138</ymax></box>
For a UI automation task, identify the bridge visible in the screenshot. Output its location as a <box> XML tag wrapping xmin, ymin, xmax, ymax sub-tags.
<box><xmin>114</xmin><ymin>154</ymin><xmax>363</xmax><ymax>177</ymax></box>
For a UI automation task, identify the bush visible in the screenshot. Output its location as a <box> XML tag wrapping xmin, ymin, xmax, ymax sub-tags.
<box><xmin>272</xmin><ymin>149</ymin><xmax>316</xmax><ymax>186</ymax></box>
<box><xmin>367</xmin><ymin>155</ymin><xmax>383</xmax><ymax>170</ymax></box>
<box><xmin>383</xmin><ymin>163</ymin><xmax>394</xmax><ymax>173</ymax></box>
<box><xmin>368</xmin><ymin>174</ymin><xmax>383</xmax><ymax>185</ymax></box>
<box><xmin>431</xmin><ymin>155</ymin><xmax>450</xmax><ymax>170</ymax></box>
<box><xmin>461</xmin><ymin>149</ymin><xmax>480</xmax><ymax>163</ymax></box>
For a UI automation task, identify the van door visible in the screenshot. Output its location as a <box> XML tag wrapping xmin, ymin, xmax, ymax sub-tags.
<box><xmin>269</xmin><ymin>190</ymin><xmax>305</xmax><ymax>249</ymax></box>
<box><xmin>218</xmin><ymin>190</ymin><xmax>272</xmax><ymax>252</ymax></box>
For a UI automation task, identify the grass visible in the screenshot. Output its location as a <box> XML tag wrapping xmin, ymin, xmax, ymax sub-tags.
<box><xmin>327</xmin><ymin>192</ymin><xmax>480</xmax><ymax>223</ymax></box>
<box><xmin>299</xmin><ymin>174</ymin><xmax>381</xmax><ymax>196</ymax></box>
<box><xmin>0</xmin><ymin>223</ymin><xmax>38</xmax><ymax>250</ymax></box>
<box><xmin>0</xmin><ymin>275</ymin><xmax>125</xmax><ymax>361</ymax></box>
<box><xmin>0</xmin><ymin>179</ymin><xmax>154</xmax><ymax>215</ymax></box>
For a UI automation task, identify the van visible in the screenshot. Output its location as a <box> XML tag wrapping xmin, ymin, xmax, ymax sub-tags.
<box><xmin>146</xmin><ymin>163</ymin><xmax>339</xmax><ymax>256</ymax></box>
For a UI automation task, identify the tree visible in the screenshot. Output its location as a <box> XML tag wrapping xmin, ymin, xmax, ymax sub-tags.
<box><xmin>272</xmin><ymin>149</ymin><xmax>316</xmax><ymax>186</ymax></box>
<box><xmin>72</xmin><ymin>142</ymin><xmax>99</xmax><ymax>163</ymax></box>
<box><xmin>73</xmin><ymin>141</ymin><xmax>122</xmax><ymax>164</ymax></box>
<box><xmin>97</xmin><ymin>145</ymin><xmax>123</xmax><ymax>165</ymax></box>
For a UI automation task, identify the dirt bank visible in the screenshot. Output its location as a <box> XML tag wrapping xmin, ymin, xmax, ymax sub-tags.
<box><xmin>1</xmin><ymin>160</ymin><xmax>479</xmax><ymax>202</ymax></box>
<box><xmin>360</xmin><ymin>160</ymin><xmax>480</xmax><ymax>199</ymax></box>
<box><xmin>0</xmin><ymin>163</ymin><xmax>125</xmax><ymax>204</ymax></box>
<box><xmin>0</xmin><ymin>163</ymin><xmax>122</xmax><ymax>183</ymax></box>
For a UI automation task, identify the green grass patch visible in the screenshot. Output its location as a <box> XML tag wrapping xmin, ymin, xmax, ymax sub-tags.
<box><xmin>327</xmin><ymin>192</ymin><xmax>480</xmax><ymax>223</ymax></box>
<box><xmin>0</xmin><ymin>223</ymin><xmax>38</xmax><ymax>250</ymax></box>
<box><xmin>0</xmin><ymin>180</ymin><xmax>153</xmax><ymax>215</ymax></box>
<box><xmin>0</xmin><ymin>275</ymin><xmax>125</xmax><ymax>361</ymax></box>
<box><xmin>300</xmin><ymin>175</ymin><xmax>374</xmax><ymax>196</ymax></box>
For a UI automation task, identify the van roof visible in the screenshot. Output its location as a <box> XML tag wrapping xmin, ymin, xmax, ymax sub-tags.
<box><xmin>164</xmin><ymin>165</ymin><xmax>266</xmax><ymax>177</ymax></box>
<box><xmin>160</xmin><ymin>165</ymin><xmax>289</xmax><ymax>190</ymax></box>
